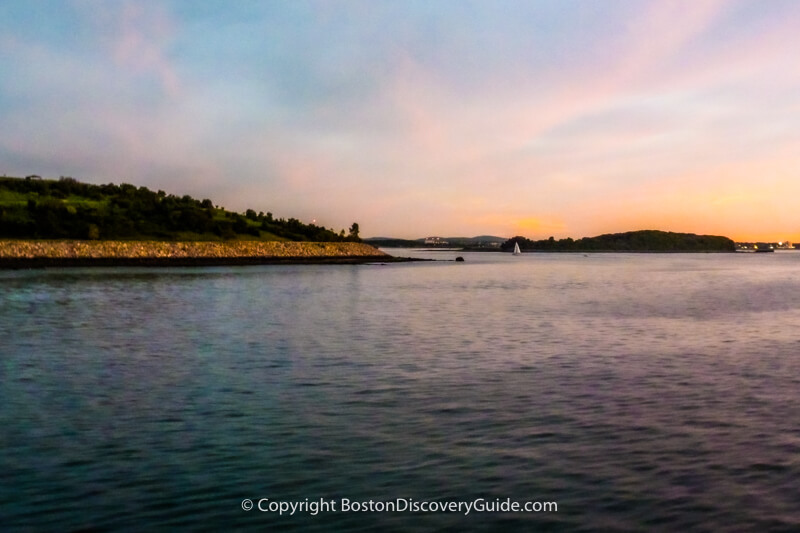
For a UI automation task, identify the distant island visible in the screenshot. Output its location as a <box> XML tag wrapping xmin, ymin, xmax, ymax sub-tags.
<box><xmin>0</xmin><ymin>175</ymin><xmax>360</xmax><ymax>242</ymax></box>
<box><xmin>501</xmin><ymin>231</ymin><xmax>736</xmax><ymax>252</ymax></box>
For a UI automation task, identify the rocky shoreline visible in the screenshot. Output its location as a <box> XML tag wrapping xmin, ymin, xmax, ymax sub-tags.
<box><xmin>0</xmin><ymin>240</ymin><xmax>418</xmax><ymax>268</ymax></box>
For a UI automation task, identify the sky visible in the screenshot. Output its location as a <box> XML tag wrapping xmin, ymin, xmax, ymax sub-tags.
<box><xmin>1</xmin><ymin>0</ymin><xmax>799</xmax><ymax>240</ymax></box>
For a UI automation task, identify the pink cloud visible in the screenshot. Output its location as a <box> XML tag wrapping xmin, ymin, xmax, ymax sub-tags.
<box><xmin>115</xmin><ymin>3</ymin><xmax>180</xmax><ymax>96</ymax></box>
<box><xmin>77</xmin><ymin>0</ymin><xmax>181</xmax><ymax>97</ymax></box>
<box><xmin>363</xmin><ymin>1</ymin><xmax>733</xmax><ymax>181</ymax></box>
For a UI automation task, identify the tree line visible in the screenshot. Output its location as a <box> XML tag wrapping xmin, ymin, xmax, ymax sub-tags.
<box><xmin>0</xmin><ymin>176</ymin><xmax>361</xmax><ymax>242</ymax></box>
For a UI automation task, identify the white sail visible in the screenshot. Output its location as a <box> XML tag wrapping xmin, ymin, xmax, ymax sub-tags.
<box><xmin>513</xmin><ymin>242</ymin><xmax>521</xmax><ymax>255</ymax></box>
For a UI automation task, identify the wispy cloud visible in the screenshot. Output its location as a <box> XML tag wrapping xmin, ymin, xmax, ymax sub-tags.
<box><xmin>77</xmin><ymin>0</ymin><xmax>181</xmax><ymax>97</ymax></box>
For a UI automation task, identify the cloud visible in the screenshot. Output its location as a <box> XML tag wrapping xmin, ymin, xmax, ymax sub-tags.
<box><xmin>75</xmin><ymin>0</ymin><xmax>181</xmax><ymax>97</ymax></box>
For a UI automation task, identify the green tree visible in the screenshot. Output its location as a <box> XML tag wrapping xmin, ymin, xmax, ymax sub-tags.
<box><xmin>348</xmin><ymin>222</ymin><xmax>360</xmax><ymax>241</ymax></box>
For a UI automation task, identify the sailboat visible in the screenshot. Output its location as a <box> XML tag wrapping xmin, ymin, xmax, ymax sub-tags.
<box><xmin>513</xmin><ymin>242</ymin><xmax>521</xmax><ymax>255</ymax></box>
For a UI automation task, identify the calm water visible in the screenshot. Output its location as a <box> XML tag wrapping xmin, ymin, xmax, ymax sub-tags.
<box><xmin>2</xmin><ymin>251</ymin><xmax>800</xmax><ymax>531</ymax></box>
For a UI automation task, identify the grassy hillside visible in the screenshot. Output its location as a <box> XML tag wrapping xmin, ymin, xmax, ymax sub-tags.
<box><xmin>0</xmin><ymin>176</ymin><xmax>360</xmax><ymax>242</ymax></box>
<box><xmin>503</xmin><ymin>230</ymin><xmax>736</xmax><ymax>252</ymax></box>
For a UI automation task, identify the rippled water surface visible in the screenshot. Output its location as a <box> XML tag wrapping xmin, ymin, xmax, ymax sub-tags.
<box><xmin>2</xmin><ymin>251</ymin><xmax>800</xmax><ymax>531</ymax></box>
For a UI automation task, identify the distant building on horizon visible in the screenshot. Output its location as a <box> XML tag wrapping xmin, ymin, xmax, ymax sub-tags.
<box><xmin>736</xmin><ymin>241</ymin><xmax>794</xmax><ymax>251</ymax></box>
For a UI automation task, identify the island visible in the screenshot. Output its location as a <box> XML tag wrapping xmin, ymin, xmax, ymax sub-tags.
<box><xmin>500</xmin><ymin>231</ymin><xmax>736</xmax><ymax>252</ymax></box>
<box><xmin>0</xmin><ymin>176</ymin><xmax>413</xmax><ymax>267</ymax></box>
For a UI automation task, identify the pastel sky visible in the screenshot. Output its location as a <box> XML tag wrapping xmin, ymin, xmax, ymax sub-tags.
<box><xmin>2</xmin><ymin>1</ymin><xmax>799</xmax><ymax>240</ymax></box>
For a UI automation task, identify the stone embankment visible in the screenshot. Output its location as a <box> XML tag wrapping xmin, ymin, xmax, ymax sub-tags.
<box><xmin>0</xmin><ymin>240</ymin><xmax>397</xmax><ymax>268</ymax></box>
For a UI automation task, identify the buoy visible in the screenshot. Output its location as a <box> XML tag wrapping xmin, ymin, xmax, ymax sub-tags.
<box><xmin>455</xmin><ymin>256</ymin><xmax>465</xmax><ymax>262</ymax></box>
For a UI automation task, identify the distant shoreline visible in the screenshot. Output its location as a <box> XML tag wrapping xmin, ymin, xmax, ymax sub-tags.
<box><xmin>383</xmin><ymin>247</ymin><xmax>736</xmax><ymax>253</ymax></box>
<box><xmin>0</xmin><ymin>240</ymin><xmax>424</xmax><ymax>269</ymax></box>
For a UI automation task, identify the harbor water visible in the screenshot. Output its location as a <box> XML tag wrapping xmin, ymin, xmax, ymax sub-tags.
<box><xmin>2</xmin><ymin>251</ymin><xmax>799</xmax><ymax>531</ymax></box>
